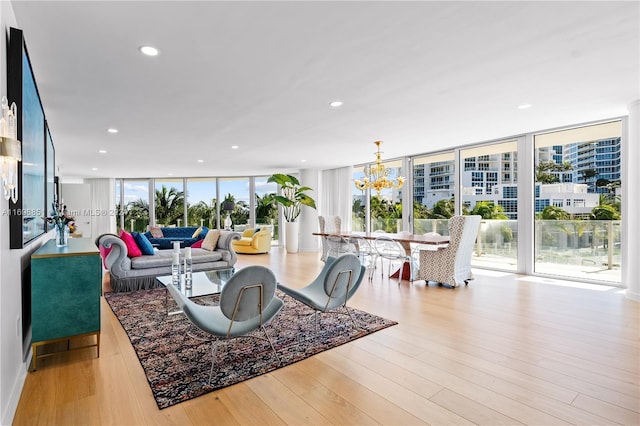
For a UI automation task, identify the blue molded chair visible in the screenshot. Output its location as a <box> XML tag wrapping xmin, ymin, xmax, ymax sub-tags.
<box><xmin>165</xmin><ymin>265</ymin><xmax>284</xmax><ymax>384</ymax></box>
<box><xmin>277</xmin><ymin>254</ymin><xmax>366</xmax><ymax>331</ymax></box>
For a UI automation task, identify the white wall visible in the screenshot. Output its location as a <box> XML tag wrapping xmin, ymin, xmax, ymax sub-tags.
<box><xmin>298</xmin><ymin>168</ymin><xmax>320</xmax><ymax>252</ymax></box>
<box><xmin>0</xmin><ymin>4</ymin><xmax>48</xmax><ymax>424</ymax></box>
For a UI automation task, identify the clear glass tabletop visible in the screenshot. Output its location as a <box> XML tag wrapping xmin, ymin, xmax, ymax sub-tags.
<box><xmin>156</xmin><ymin>268</ymin><xmax>235</xmax><ymax>314</ymax></box>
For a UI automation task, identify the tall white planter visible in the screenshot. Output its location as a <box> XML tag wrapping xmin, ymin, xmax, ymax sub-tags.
<box><xmin>285</xmin><ymin>221</ymin><xmax>299</xmax><ymax>253</ymax></box>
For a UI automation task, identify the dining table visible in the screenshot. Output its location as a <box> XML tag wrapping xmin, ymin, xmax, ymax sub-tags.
<box><xmin>312</xmin><ymin>231</ymin><xmax>450</xmax><ymax>280</ymax></box>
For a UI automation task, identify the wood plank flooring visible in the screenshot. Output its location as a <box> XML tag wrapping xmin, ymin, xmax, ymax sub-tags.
<box><xmin>12</xmin><ymin>248</ymin><xmax>640</xmax><ymax>425</ymax></box>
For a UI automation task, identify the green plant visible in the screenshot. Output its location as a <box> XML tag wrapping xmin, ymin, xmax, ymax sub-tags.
<box><xmin>267</xmin><ymin>174</ymin><xmax>316</xmax><ymax>222</ymax></box>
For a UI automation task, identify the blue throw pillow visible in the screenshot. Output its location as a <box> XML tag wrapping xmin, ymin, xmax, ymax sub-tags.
<box><xmin>133</xmin><ymin>232</ymin><xmax>155</xmax><ymax>255</ymax></box>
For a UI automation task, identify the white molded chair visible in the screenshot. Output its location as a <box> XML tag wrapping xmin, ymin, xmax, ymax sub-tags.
<box><xmin>374</xmin><ymin>235</ymin><xmax>414</xmax><ymax>282</ymax></box>
<box><xmin>417</xmin><ymin>215</ymin><xmax>481</xmax><ymax>287</ymax></box>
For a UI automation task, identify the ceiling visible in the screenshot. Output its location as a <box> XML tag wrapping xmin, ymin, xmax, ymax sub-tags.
<box><xmin>9</xmin><ymin>1</ymin><xmax>639</xmax><ymax>180</ymax></box>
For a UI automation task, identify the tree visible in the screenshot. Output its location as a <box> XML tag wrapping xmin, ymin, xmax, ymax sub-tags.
<box><xmin>412</xmin><ymin>201</ymin><xmax>430</xmax><ymax>220</ymax></box>
<box><xmin>591</xmin><ymin>204</ymin><xmax>620</xmax><ymax>220</ymax></box>
<box><xmin>154</xmin><ymin>186</ymin><xmax>184</xmax><ymax>225</ymax></box>
<box><xmin>595</xmin><ymin>178</ymin><xmax>610</xmax><ymax>189</ymax></box>
<box><xmin>352</xmin><ymin>198</ymin><xmax>365</xmax><ymax>221</ymax></box>
<box><xmin>125</xmin><ymin>198</ymin><xmax>149</xmax><ymax>232</ymax></box>
<box><xmin>469</xmin><ymin>201</ymin><xmax>508</xmax><ymax>219</ymax></box>
<box><xmin>579</xmin><ymin>168</ymin><xmax>598</xmax><ymax>183</ymax></box>
<box><xmin>429</xmin><ymin>198</ymin><xmax>454</xmax><ymax>219</ymax></box>
<box><xmin>540</xmin><ymin>205</ymin><xmax>570</xmax><ymax>220</ymax></box>
<box><xmin>535</xmin><ymin>160</ymin><xmax>573</xmax><ymax>184</ymax></box>
<box><xmin>255</xmin><ymin>193</ymin><xmax>277</xmax><ymax>224</ymax></box>
<box><xmin>188</xmin><ymin>198</ymin><xmax>216</xmax><ymax>228</ymax></box>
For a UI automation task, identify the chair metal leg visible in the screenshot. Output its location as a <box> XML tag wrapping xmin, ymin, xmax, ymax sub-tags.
<box><xmin>261</xmin><ymin>325</ymin><xmax>282</xmax><ymax>366</ymax></box>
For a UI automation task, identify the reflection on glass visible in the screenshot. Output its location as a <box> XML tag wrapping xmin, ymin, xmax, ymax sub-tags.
<box><xmin>533</xmin><ymin>121</ymin><xmax>622</xmax><ymax>284</ymax></box>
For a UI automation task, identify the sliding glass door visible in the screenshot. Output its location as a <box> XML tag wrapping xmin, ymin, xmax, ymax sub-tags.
<box><xmin>412</xmin><ymin>152</ymin><xmax>455</xmax><ymax>235</ymax></box>
<box><xmin>460</xmin><ymin>140</ymin><xmax>519</xmax><ymax>272</ymax></box>
<box><xmin>533</xmin><ymin>121</ymin><xmax>622</xmax><ymax>283</ymax></box>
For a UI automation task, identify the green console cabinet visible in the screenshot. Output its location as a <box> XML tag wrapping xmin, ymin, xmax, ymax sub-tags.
<box><xmin>31</xmin><ymin>238</ymin><xmax>101</xmax><ymax>370</ymax></box>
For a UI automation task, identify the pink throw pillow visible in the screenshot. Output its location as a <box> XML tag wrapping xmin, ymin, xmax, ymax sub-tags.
<box><xmin>99</xmin><ymin>245</ymin><xmax>113</xmax><ymax>268</ymax></box>
<box><xmin>119</xmin><ymin>230</ymin><xmax>142</xmax><ymax>257</ymax></box>
<box><xmin>191</xmin><ymin>239</ymin><xmax>203</xmax><ymax>248</ymax></box>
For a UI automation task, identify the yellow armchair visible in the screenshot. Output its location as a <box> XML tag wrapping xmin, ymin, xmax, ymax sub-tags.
<box><xmin>232</xmin><ymin>227</ymin><xmax>272</xmax><ymax>254</ymax></box>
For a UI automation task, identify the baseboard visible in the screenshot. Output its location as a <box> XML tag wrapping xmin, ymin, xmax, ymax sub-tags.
<box><xmin>1</xmin><ymin>353</ymin><xmax>28</xmax><ymax>426</ymax></box>
<box><xmin>625</xmin><ymin>289</ymin><xmax>640</xmax><ymax>301</ymax></box>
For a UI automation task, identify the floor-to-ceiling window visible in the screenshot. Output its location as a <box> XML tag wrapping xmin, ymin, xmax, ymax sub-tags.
<box><xmin>255</xmin><ymin>175</ymin><xmax>278</xmax><ymax>241</ymax></box>
<box><xmin>219</xmin><ymin>177</ymin><xmax>250</xmax><ymax>231</ymax></box>
<box><xmin>372</xmin><ymin>157</ymin><xmax>404</xmax><ymax>232</ymax></box>
<box><xmin>412</xmin><ymin>152</ymin><xmax>455</xmax><ymax>235</ymax></box>
<box><xmin>120</xmin><ymin>179</ymin><xmax>150</xmax><ymax>233</ymax></box>
<box><xmin>352</xmin><ymin>166</ymin><xmax>366</xmax><ymax>232</ymax></box>
<box><xmin>460</xmin><ymin>140</ymin><xmax>519</xmax><ymax>272</ymax></box>
<box><xmin>353</xmin><ymin>158</ymin><xmax>405</xmax><ymax>233</ymax></box>
<box><xmin>186</xmin><ymin>178</ymin><xmax>217</xmax><ymax>228</ymax></box>
<box><xmin>154</xmin><ymin>178</ymin><xmax>184</xmax><ymax>227</ymax></box>
<box><xmin>533</xmin><ymin>120</ymin><xmax>622</xmax><ymax>284</ymax></box>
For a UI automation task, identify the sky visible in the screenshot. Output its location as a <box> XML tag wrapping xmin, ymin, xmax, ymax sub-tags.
<box><xmin>117</xmin><ymin>177</ymin><xmax>277</xmax><ymax>206</ymax></box>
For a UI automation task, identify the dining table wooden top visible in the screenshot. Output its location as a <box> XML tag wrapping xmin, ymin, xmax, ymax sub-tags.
<box><xmin>312</xmin><ymin>231</ymin><xmax>450</xmax><ymax>245</ymax></box>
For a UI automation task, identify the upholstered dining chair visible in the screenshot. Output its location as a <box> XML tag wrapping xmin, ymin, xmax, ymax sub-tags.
<box><xmin>165</xmin><ymin>265</ymin><xmax>284</xmax><ymax>385</ymax></box>
<box><xmin>416</xmin><ymin>215</ymin><xmax>481</xmax><ymax>288</ymax></box>
<box><xmin>374</xmin><ymin>236</ymin><xmax>414</xmax><ymax>282</ymax></box>
<box><xmin>277</xmin><ymin>254</ymin><xmax>366</xmax><ymax>331</ymax></box>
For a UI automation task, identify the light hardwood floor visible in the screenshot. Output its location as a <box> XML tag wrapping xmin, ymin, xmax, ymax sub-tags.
<box><xmin>13</xmin><ymin>248</ymin><xmax>640</xmax><ymax>425</ymax></box>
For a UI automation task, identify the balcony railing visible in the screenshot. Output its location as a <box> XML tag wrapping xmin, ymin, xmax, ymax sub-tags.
<box><xmin>412</xmin><ymin>218</ymin><xmax>621</xmax><ymax>284</ymax></box>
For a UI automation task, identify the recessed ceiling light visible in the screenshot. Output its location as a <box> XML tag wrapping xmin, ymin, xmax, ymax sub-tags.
<box><xmin>231</xmin><ymin>145</ymin><xmax>239</xmax><ymax>149</ymax></box>
<box><xmin>197</xmin><ymin>159</ymin><xmax>204</xmax><ymax>163</ymax></box>
<box><xmin>517</xmin><ymin>104</ymin><xmax>532</xmax><ymax>110</ymax></box>
<box><xmin>329</xmin><ymin>100</ymin><xmax>343</xmax><ymax>107</ymax></box>
<box><xmin>91</xmin><ymin>167</ymin><xmax>98</xmax><ymax>171</ymax></box>
<box><xmin>301</xmin><ymin>159</ymin><xmax>307</xmax><ymax>163</ymax></box>
<box><xmin>98</xmin><ymin>150</ymin><xmax>107</xmax><ymax>154</ymax></box>
<box><xmin>107</xmin><ymin>128</ymin><xmax>118</xmax><ymax>134</ymax></box>
<box><xmin>139</xmin><ymin>45</ymin><xmax>159</xmax><ymax>56</ymax></box>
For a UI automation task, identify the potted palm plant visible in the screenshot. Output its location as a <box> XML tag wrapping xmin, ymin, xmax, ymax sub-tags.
<box><xmin>267</xmin><ymin>173</ymin><xmax>316</xmax><ymax>253</ymax></box>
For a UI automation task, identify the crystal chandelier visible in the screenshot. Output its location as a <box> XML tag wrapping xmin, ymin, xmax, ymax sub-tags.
<box><xmin>354</xmin><ymin>141</ymin><xmax>405</xmax><ymax>195</ymax></box>
<box><xmin>0</xmin><ymin>96</ymin><xmax>21</xmax><ymax>203</ymax></box>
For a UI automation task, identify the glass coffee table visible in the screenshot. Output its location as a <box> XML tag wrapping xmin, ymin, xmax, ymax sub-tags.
<box><xmin>156</xmin><ymin>268</ymin><xmax>235</xmax><ymax>315</ymax></box>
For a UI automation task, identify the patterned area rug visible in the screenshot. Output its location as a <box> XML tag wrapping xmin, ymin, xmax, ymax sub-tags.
<box><xmin>104</xmin><ymin>288</ymin><xmax>397</xmax><ymax>409</ymax></box>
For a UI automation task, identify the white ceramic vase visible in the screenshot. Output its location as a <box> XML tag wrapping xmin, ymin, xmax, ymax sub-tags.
<box><xmin>285</xmin><ymin>221</ymin><xmax>299</xmax><ymax>253</ymax></box>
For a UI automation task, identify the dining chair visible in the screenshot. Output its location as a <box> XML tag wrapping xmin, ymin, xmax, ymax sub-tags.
<box><xmin>165</xmin><ymin>265</ymin><xmax>284</xmax><ymax>385</ymax></box>
<box><xmin>416</xmin><ymin>215</ymin><xmax>481</xmax><ymax>287</ymax></box>
<box><xmin>350</xmin><ymin>236</ymin><xmax>378</xmax><ymax>280</ymax></box>
<box><xmin>374</xmin><ymin>235</ymin><xmax>414</xmax><ymax>282</ymax></box>
<box><xmin>411</xmin><ymin>231</ymin><xmax>443</xmax><ymax>263</ymax></box>
<box><xmin>326</xmin><ymin>235</ymin><xmax>358</xmax><ymax>258</ymax></box>
<box><xmin>318</xmin><ymin>215</ymin><xmax>356</xmax><ymax>261</ymax></box>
